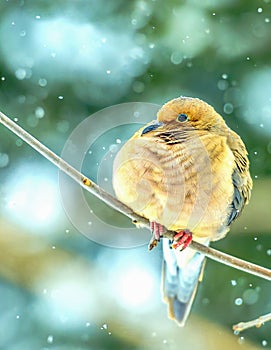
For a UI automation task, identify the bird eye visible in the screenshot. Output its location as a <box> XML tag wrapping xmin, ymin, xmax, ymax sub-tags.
<box><xmin>177</xmin><ymin>113</ymin><xmax>189</xmax><ymax>122</ymax></box>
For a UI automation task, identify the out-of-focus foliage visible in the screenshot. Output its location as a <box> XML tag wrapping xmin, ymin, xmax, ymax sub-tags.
<box><xmin>0</xmin><ymin>0</ymin><xmax>271</xmax><ymax>349</ymax></box>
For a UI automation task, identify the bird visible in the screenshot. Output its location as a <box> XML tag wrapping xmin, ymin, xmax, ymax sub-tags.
<box><xmin>112</xmin><ymin>96</ymin><xmax>252</xmax><ymax>326</ymax></box>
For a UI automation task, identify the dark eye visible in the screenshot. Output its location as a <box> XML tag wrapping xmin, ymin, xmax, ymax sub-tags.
<box><xmin>177</xmin><ymin>113</ymin><xmax>189</xmax><ymax>122</ymax></box>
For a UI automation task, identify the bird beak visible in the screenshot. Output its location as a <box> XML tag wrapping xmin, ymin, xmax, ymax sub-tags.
<box><xmin>141</xmin><ymin>121</ymin><xmax>164</xmax><ymax>135</ymax></box>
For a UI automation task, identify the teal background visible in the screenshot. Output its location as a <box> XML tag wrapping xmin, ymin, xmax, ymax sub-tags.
<box><xmin>0</xmin><ymin>1</ymin><xmax>270</xmax><ymax>349</ymax></box>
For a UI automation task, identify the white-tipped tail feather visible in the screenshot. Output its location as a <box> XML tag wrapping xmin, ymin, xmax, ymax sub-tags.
<box><xmin>162</xmin><ymin>238</ymin><xmax>209</xmax><ymax>326</ymax></box>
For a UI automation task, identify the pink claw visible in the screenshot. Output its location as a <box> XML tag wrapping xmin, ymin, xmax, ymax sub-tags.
<box><xmin>172</xmin><ymin>229</ymin><xmax>193</xmax><ymax>251</ymax></box>
<box><xmin>150</xmin><ymin>221</ymin><xmax>165</xmax><ymax>241</ymax></box>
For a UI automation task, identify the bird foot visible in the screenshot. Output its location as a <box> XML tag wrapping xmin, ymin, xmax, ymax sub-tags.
<box><xmin>151</xmin><ymin>221</ymin><xmax>165</xmax><ymax>240</ymax></box>
<box><xmin>148</xmin><ymin>222</ymin><xmax>165</xmax><ymax>251</ymax></box>
<box><xmin>172</xmin><ymin>229</ymin><xmax>193</xmax><ymax>251</ymax></box>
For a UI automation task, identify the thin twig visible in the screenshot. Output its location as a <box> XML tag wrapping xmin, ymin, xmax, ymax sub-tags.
<box><xmin>233</xmin><ymin>312</ymin><xmax>271</xmax><ymax>332</ymax></box>
<box><xmin>0</xmin><ymin>109</ymin><xmax>271</xmax><ymax>283</ymax></box>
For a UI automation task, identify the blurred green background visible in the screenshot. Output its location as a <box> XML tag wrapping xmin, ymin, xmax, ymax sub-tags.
<box><xmin>0</xmin><ymin>0</ymin><xmax>271</xmax><ymax>349</ymax></box>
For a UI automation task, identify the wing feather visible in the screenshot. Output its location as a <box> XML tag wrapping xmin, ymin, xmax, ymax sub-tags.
<box><xmin>226</xmin><ymin>130</ymin><xmax>252</xmax><ymax>226</ymax></box>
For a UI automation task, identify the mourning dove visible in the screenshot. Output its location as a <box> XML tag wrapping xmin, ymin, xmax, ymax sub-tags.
<box><xmin>113</xmin><ymin>96</ymin><xmax>252</xmax><ymax>326</ymax></box>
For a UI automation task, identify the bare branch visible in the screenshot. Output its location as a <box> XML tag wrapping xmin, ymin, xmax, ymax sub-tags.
<box><xmin>233</xmin><ymin>313</ymin><xmax>271</xmax><ymax>333</ymax></box>
<box><xmin>1</xmin><ymin>109</ymin><xmax>271</xmax><ymax>283</ymax></box>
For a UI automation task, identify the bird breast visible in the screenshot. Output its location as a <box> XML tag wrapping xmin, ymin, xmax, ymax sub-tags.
<box><xmin>113</xmin><ymin>131</ymin><xmax>235</xmax><ymax>241</ymax></box>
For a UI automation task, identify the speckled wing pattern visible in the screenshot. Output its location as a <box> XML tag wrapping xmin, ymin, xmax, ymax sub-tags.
<box><xmin>226</xmin><ymin>129</ymin><xmax>252</xmax><ymax>226</ymax></box>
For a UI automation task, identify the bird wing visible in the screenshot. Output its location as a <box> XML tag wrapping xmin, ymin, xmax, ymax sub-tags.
<box><xmin>226</xmin><ymin>129</ymin><xmax>253</xmax><ymax>226</ymax></box>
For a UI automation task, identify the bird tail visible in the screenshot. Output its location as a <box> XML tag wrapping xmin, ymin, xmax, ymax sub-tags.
<box><xmin>162</xmin><ymin>238</ymin><xmax>208</xmax><ymax>326</ymax></box>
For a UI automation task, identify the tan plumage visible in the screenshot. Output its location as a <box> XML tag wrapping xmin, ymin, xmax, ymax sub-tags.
<box><xmin>113</xmin><ymin>96</ymin><xmax>252</xmax><ymax>325</ymax></box>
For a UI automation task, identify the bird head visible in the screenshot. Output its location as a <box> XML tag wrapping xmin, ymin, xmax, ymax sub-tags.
<box><xmin>157</xmin><ymin>96</ymin><xmax>227</xmax><ymax>133</ymax></box>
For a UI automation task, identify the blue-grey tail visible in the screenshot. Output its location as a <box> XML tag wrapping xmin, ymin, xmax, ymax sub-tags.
<box><xmin>162</xmin><ymin>238</ymin><xmax>207</xmax><ymax>326</ymax></box>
